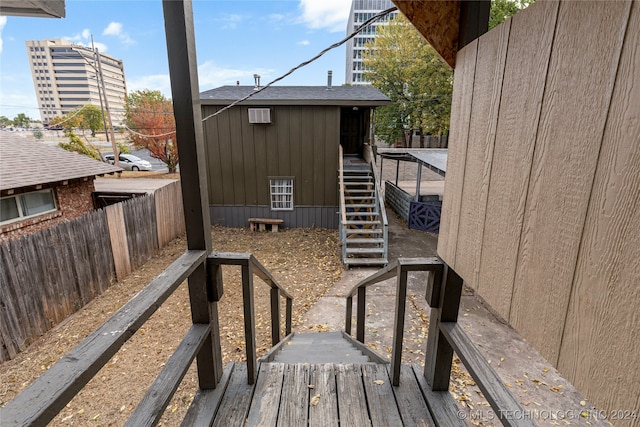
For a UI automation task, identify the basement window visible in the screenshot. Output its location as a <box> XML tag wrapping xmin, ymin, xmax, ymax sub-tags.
<box><xmin>0</xmin><ymin>189</ymin><xmax>57</xmax><ymax>225</ymax></box>
<box><xmin>248</xmin><ymin>108</ymin><xmax>271</xmax><ymax>124</ymax></box>
<box><xmin>269</xmin><ymin>178</ymin><xmax>293</xmax><ymax>211</ymax></box>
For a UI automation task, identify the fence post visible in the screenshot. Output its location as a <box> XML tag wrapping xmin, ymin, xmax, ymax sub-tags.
<box><xmin>424</xmin><ymin>265</ymin><xmax>463</xmax><ymax>390</ymax></box>
<box><xmin>356</xmin><ymin>287</ymin><xmax>367</xmax><ymax>343</ymax></box>
<box><xmin>270</xmin><ymin>287</ymin><xmax>281</xmax><ymax>346</ymax></box>
<box><xmin>391</xmin><ymin>264</ymin><xmax>408</xmax><ymax>386</ymax></box>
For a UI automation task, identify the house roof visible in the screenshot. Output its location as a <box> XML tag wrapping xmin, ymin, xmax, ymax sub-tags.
<box><xmin>200</xmin><ymin>85</ymin><xmax>391</xmax><ymax>107</ymax></box>
<box><xmin>0</xmin><ymin>133</ymin><xmax>121</xmax><ymax>191</ymax></box>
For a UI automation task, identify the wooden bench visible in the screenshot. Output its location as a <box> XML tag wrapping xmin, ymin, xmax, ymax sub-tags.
<box><xmin>248</xmin><ymin>218</ymin><xmax>284</xmax><ymax>232</ymax></box>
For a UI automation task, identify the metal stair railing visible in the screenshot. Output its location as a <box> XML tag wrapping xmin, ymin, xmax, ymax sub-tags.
<box><xmin>338</xmin><ymin>144</ymin><xmax>388</xmax><ymax>265</ymax></box>
<box><xmin>344</xmin><ymin>257</ymin><xmax>535</xmax><ymax>426</ymax></box>
<box><xmin>366</xmin><ymin>144</ymin><xmax>388</xmax><ymax>262</ymax></box>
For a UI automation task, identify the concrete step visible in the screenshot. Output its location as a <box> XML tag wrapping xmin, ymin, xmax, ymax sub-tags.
<box><xmin>345</xmin><ymin>257</ymin><xmax>388</xmax><ymax>266</ymax></box>
<box><xmin>272</xmin><ymin>332</ymin><xmax>370</xmax><ymax>364</ymax></box>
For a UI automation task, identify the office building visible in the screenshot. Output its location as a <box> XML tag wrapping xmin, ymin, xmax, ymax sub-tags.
<box><xmin>26</xmin><ymin>39</ymin><xmax>127</xmax><ymax>126</ymax></box>
<box><xmin>345</xmin><ymin>0</ymin><xmax>397</xmax><ymax>85</ymax></box>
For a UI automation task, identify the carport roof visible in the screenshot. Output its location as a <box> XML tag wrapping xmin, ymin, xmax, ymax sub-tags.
<box><xmin>0</xmin><ymin>133</ymin><xmax>121</xmax><ymax>191</ymax></box>
<box><xmin>200</xmin><ymin>85</ymin><xmax>391</xmax><ymax>107</ymax></box>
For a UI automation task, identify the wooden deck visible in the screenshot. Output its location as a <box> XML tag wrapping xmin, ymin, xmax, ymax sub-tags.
<box><xmin>184</xmin><ymin>362</ymin><xmax>465</xmax><ymax>427</ymax></box>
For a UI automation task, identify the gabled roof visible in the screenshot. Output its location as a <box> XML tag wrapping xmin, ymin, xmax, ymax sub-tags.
<box><xmin>0</xmin><ymin>133</ymin><xmax>121</xmax><ymax>191</ymax></box>
<box><xmin>200</xmin><ymin>85</ymin><xmax>391</xmax><ymax>107</ymax></box>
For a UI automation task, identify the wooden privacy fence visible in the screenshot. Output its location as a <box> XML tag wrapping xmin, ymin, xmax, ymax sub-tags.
<box><xmin>0</xmin><ymin>182</ymin><xmax>185</xmax><ymax>362</ymax></box>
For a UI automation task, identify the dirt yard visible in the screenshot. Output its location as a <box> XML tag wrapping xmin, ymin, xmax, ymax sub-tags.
<box><xmin>0</xmin><ymin>226</ymin><xmax>343</xmax><ymax>426</ymax></box>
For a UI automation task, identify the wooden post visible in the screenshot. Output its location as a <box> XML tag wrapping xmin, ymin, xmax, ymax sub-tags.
<box><xmin>285</xmin><ymin>297</ymin><xmax>292</xmax><ymax>336</ymax></box>
<box><xmin>162</xmin><ymin>0</ymin><xmax>221</xmax><ymax>388</ymax></box>
<box><xmin>241</xmin><ymin>262</ymin><xmax>257</xmax><ymax>384</ymax></box>
<box><xmin>391</xmin><ymin>264</ymin><xmax>408</xmax><ymax>386</ymax></box>
<box><xmin>270</xmin><ymin>288</ymin><xmax>281</xmax><ymax>346</ymax></box>
<box><xmin>345</xmin><ymin>296</ymin><xmax>353</xmax><ymax>335</ymax></box>
<box><xmin>424</xmin><ymin>265</ymin><xmax>463</xmax><ymax>390</ymax></box>
<box><xmin>356</xmin><ymin>287</ymin><xmax>367</xmax><ymax>343</ymax></box>
<box><xmin>415</xmin><ymin>163</ymin><xmax>422</xmax><ymax>201</ymax></box>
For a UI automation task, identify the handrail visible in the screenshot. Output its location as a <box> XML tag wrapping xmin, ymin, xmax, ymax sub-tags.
<box><xmin>344</xmin><ymin>257</ymin><xmax>443</xmax><ymax>386</ymax></box>
<box><xmin>209</xmin><ymin>252</ymin><xmax>293</xmax><ymax>384</ymax></box>
<box><xmin>367</xmin><ymin>144</ymin><xmax>388</xmax><ymax>262</ymax></box>
<box><xmin>338</xmin><ymin>144</ymin><xmax>347</xmax><ymax>226</ymax></box>
<box><xmin>0</xmin><ymin>250</ymin><xmax>208</xmax><ymax>427</ymax></box>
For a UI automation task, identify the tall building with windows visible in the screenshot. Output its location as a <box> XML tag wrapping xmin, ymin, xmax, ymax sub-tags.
<box><xmin>25</xmin><ymin>39</ymin><xmax>127</xmax><ymax>126</ymax></box>
<box><xmin>345</xmin><ymin>0</ymin><xmax>397</xmax><ymax>85</ymax></box>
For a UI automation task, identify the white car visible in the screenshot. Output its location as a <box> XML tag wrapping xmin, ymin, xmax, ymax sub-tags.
<box><xmin>104</xmin><ymin>153</ymin><xmax>152</xmax><ymax>171</ymax></box>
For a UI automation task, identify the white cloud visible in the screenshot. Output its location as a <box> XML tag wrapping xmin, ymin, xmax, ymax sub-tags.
<box><xmin>198</xmin><ymin>61</ymin><xmax>273</xmax><ymax>90</ymax></box>
<box><xmin>298</xmin><ymin>0</ymin><xmax>351</xmax><ymax>33</ymax></box>
<box><xmin>0</xmin><ymin>16</ymin><xmax>6</xmax><ymax>54</ymax></box>
<box><xmin>102</xmin><ymin>21</ymin><xmax>135</xmax><ymax>45</ymax></box>
<box><xmin>297</xmin><ymin>40</ymin><xmax>310</xmax><ymax>46</ymax></box>
<box><xmin>81</xmin><ymin>28</ymin><xmax>91</xmax><ymax>39</ymax></box>
<box><xmin>127</xmin><ymin>62</ymin><xmax>275</xmax><ymax>101</ymax></box>
<box><xmin>218</xmin><ymin>14</ymin><xmax>244</xmax><ymax>30</ymax></box>
<box><xmin>127</xmin><ymin>74</ymin><xmax>172</xmax><ymax>98</ymax></box>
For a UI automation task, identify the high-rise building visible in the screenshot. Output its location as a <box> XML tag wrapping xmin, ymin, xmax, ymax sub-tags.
<box><xmin>345</xmin><ymin>0</ymin><xmax>397</xmax><ymax>85</ymax></box>
<box><xmin>25</xmin><ymin>39</ymin><xmax>127</xmax><ymax>126</ymax></box>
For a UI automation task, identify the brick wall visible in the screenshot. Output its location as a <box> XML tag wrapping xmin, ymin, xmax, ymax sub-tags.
<box><xmin>0</xmin><ymin>179</ymin><xmax>96</xmax><ymax>240</ymax></box>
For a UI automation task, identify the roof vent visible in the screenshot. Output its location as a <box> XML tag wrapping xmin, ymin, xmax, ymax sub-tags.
<box><xmin>253</xmin><ymin>74</ymin><xmax>261</xmax><ymax>90</ymax></box>
<box><xmin>327</xmin><ymin>70</ymin><xmax>333</xmax><ymax>89</ymax></box>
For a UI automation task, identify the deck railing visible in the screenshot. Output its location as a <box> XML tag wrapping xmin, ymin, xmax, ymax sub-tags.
<box><xmin>0</xmin><ymin>250</ymin><xmax>292</xmax><ymax>426</ymax></box>
<box><xmin>208</xmin><ymin>252</ymin><xmax>293</xmax><ymax>384</ymax></box>
<box><xmin>345</xmin><ymin>257</ymin><xmax>535</xmax><ymax>427</ymax></box>
<box><xmin>367</xmin><ymin>144</ymin><xmax>389</xmax><ymax>262</ymax></box>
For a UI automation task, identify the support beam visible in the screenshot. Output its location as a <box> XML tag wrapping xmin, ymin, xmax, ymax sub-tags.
<box><xmin>162</xmin><ymin>0</ymin><xmax>221</xmax><ymax>388</ymax></box>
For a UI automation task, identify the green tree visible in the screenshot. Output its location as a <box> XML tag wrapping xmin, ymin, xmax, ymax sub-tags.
<box><xmin>80</xmin><ymin>104</ymin><xmax>104</xmax><ymax>137</ymax></box>
<box><xmin>59</xmin><ymin>130</ymin><xmax>100</xmax><ymax>160</ymax></box>
<box><xmin>0</xmin><ymin>116</ymin><xmax>12</xmax><ymax>127</ymax></box>
<box><xmin>363</xmin><ymin>14</ymin><xmax>453</xmax><ymax>146</ymax></box>
<box><xmin>490</xmin><ymin>0</ymin><xmax>535</xmax><ymax>29</ymax></box>
<box><xmin>33</xmin><ymin>129</ymin><xmax>44</xmax><ymax>140</ymax></box>
<box><xmin>125</xmin><ymin>90</ymin><xmax>178</xmax><ymax>173</ymax></box>
<box><xmin>12</xmin><ymin>113</ymin><xmax>32</xmax><ymax>128</ymax></box>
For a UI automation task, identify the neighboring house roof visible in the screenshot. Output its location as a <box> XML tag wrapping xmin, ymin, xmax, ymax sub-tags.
<box><xmin>200</xmin><ymin>85</ymin><xmax>392</xmax><ymax>107</ymax></box>
<box><xmin>0</xmin><ymin>133</ymin><xmax>121</xmax><ymax>191</ymax></box>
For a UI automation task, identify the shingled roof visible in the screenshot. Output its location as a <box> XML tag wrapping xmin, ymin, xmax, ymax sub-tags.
<box><xmin>200</xmin><ymin>85</ymin><xmax>391</xmax><ymax>106</ymax></box>
<box><xmin>0</xmin><ymin>133</ymin><xmax>121</xmax><ymax>191</ymax></box>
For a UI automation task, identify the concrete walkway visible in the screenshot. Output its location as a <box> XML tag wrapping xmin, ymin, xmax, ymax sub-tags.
<box><xmin>301</xmin><ymin>210</ymin><xmax>610</xmax><ymax>426</ymax></box>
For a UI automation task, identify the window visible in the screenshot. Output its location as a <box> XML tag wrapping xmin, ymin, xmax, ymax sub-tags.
<box><xmin>269</xmin><ymin>178</ymin><xmax>293</xmax><ymax>211</ymax></box>
<box><xmin>1</xmin><ymin>189</ymin><xmax>57</xmax><ymax>225</ymax></box>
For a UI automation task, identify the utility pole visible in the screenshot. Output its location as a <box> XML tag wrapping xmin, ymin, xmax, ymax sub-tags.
<box><xmin>92</xmin><ymin>42</ymin><xmax>120</xmax><ymax>167</ymax></box>
<box><xmin>90</xmin><ymin>36</ymin><xmax>110</xmax><ymax>158</ymax></box>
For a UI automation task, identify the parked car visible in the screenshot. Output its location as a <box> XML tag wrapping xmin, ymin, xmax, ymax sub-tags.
<box><xmin>104</xmin><ymin>153</ymin><xmax>152</xmax><ymax>171</ymax></box>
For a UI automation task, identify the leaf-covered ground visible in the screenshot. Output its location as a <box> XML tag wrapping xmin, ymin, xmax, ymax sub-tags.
<box><xmin>0</xmin><ymin>226</ymin><xmax>343</xmax><ymax>426</ymax></box>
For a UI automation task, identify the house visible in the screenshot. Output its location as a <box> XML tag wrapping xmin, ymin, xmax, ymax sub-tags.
<box><xmin>0</xmin><ymin>133</ymin><xmax>121</xmax><ymax>239</ymax></box>
<box><xmin>200</xmin><ymin>83</ymin><xmax>390</xmax><ymax>229</ymax></box>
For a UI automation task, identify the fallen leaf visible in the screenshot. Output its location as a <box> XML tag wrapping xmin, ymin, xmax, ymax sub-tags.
<box><xmin>310</xmin><ymin>394</ymin><xmax>321</xmax><ymax>406</ymax></box>
<box><xmin>373</xmin><ymin>380</ymin><xmax>384</xmax><ymax>385</ymax></box>
<box><xmin>308</xmin><ymin>385</ymin><xmax>315</xmax><ymax>389</ymax></box>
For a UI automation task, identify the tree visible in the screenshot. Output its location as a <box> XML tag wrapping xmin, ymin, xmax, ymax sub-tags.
<box><xmin>49</xmin><ymin>105</ymin><xmax>104</xmax><ymax>136</ymax></box>
<box><xmin>80</xmin><ymin>104</ymin><xmax>104</xmax><ymax>137</ymax></box>
<box><xmin>490</xmin><ymin>0</ymin><xmax>535</xmax><ymax>29</ymax></box>
<box><xmin>125</xmin><ymin>90</ymin><xmax>178</xmax><ymax>173</ymax></box>
<box><xmin>0</xmin><ymin>116</ymin><xmax>12</xmax><ymax>127</ymax></box>
<box><xmin>363</xmin><ymin>14</ymin><xmax>453</xmax><ymax>146</ymax></box>
<box><xmin>13</xmin><ymin>113</ymin><xmax>32</xmax><ymax>128</ymax></box>
<box><xmin>59</xmin><ymin>130</ymin><xmax>100</xmax><ymax>160</ymax></box>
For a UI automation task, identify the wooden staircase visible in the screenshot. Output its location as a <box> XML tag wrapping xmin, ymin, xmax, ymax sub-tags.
<box><xmin>339</xmin><ymin>153</ymin><xmax>388</xmax><ymax>267</ymax></box>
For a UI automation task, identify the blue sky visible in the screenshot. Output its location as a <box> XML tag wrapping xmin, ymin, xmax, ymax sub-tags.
<box><xmin>0</xmin><ymin>0</ymin><xmax>352</xmax><ymax>120</ymax></box>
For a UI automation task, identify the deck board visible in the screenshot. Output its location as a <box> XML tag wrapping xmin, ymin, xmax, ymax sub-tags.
<box><xmin>212</xmin><ymin>363</ymin><xmax>253</xmax><ymax>427</ymax></box>
<box><xmin>202</xmin><ymin>362</ymin><xmax>451</xmax><ymax>426</ymax></box>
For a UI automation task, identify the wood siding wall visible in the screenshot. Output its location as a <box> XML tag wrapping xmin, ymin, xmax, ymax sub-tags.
<box><xmin>202</xmin><ymin>105</ymin><xmax>340</xmax><ymax>209</ymax></box>
<box><xmin>0</xmin><ymin>183</ymin><xmax>186</xmax><ymax>362</ymax></box>
<box><xmin>438</xmin><ymin>1</ymin><xmax>639</xmax><ymax>420</ymax></box>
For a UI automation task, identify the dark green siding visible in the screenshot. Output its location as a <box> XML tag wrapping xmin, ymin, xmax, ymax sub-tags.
<box><xmin>202</xmin><ymin>105</ymin><xmax>340</xmax><ymax>208</ymax></box>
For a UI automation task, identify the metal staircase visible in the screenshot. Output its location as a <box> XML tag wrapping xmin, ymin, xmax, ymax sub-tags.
<box><xmin>339</xmin><ymin>147</ymin><xmax>388</xmax><ymax>267</ymax></box>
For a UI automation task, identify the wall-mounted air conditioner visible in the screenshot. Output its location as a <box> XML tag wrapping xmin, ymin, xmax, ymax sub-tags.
<box><xmin>248</xmin><ymin>108</ymin><xmax>271</xmax><ymax>124</ymax></box>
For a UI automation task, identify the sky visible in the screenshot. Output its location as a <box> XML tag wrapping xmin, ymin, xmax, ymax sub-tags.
<box><xmin>0</xmin><ymin>0</ymin><xmax>354</xmax><ymax>121</ymax></box>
